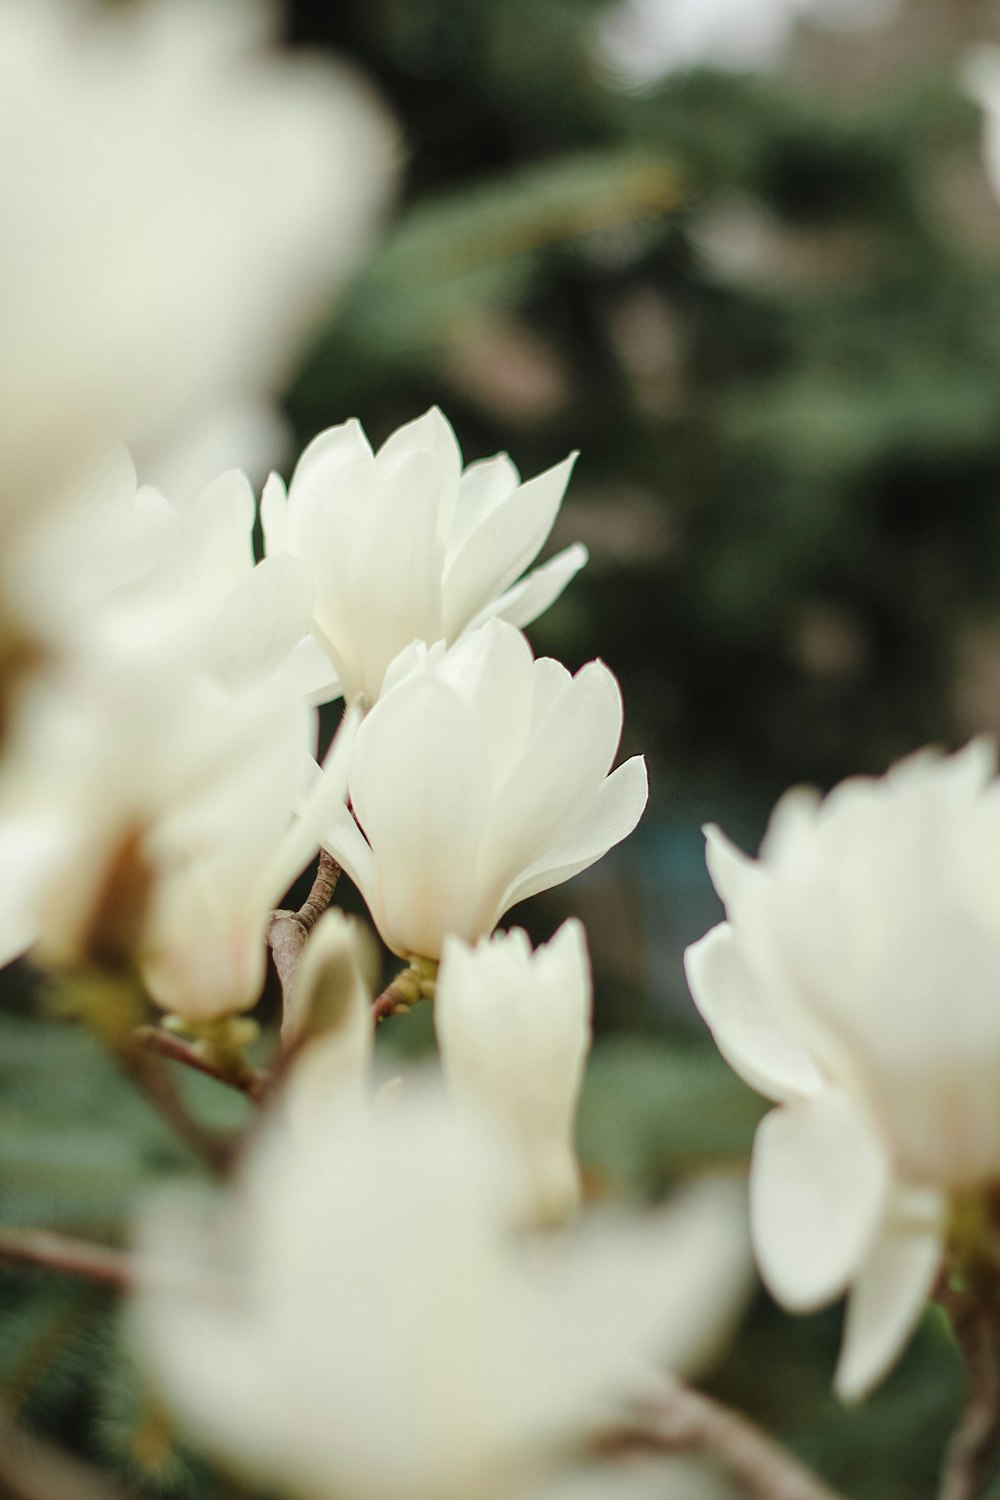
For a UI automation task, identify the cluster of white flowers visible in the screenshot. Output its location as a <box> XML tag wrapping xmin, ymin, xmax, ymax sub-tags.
<box><xmin>11</xmin><ymin>1</ymin><xmax>1000</xmax><ymax>1495</ymax></box>
<box><xmin>0</xmin><ymin>6</ymin><xmax>758</xmax><ymax>1496</ymax></box>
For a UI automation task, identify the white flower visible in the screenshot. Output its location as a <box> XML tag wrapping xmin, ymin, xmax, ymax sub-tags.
<box><xmin>963</xmin><ymin>47</ymin><xmax>1000</xmax><ymax>208</ymax></box>
<box><xmin>281</xmin><ymin>910</ymin><xmax>375</xmax><ymax>1132</ymax></box>
<box><xmin>133</xmin><ymin>1079</ymin><xmax>751</xmax><ymax>1500</ymax></box>
<box><xmin>0</xmin><ymin>662</ymin><xmax>356</xmax><ymax>1020</ymax></box>
<box><xmin>13</xmin><ymin>446</ymin><xmax>330</xmax><ymax>699</ymax></box>
<box><xmin>598</xmin><ymin>0</ymin><xmax>899</xmax><ymax>86</ymax></box>
<box><xmin>321</xmin><ymin>620</ymin><xmax>648</xmax><ymax>960</ymax></box>
<box><xmin>261</xmin><ymin>408</ymin><xmax>588</xmax><ymax>706</ymax></box>
<box><xmin>684</xmin><ymin>741</ymin><xmax>1000</xmax><ymax>1399</ymax></box>
<box><xmin>436</xmin><ymin>921</ymin><xmax>592</xmax><ymax>1227</ymax></box>
<box><xmin>0</xmin><ymin>0</ymin><xmax>395</xmax><ymax>506</ymax></box>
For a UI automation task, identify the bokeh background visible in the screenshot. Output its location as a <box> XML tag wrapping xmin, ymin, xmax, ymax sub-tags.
<box><xmin>6</xmin><ymin>1</ymin><xmax>1000</xmax><ymax>1494</ymax></box>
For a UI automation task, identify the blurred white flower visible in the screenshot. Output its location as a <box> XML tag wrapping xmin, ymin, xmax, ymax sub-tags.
<box><xmin>261</xmin><ymin>408</ymin><xmax>588</xmax><ymax>706</ymax></box>
<box><xmin>963</xmin><ymin>48</ymin><xmax>1000</xmax><ymax>208</ymax></box>
<box><xmin>0</xmin><ymin>664</ymin><xmax>357</xmax><ymax>1019</ymax></box>
<box><xmin>321</xmin><ymin>620</ymin><xmax>648</xmax><ymax>960</ymax></box>
<box><xmin>0</xmin><ymin>0</ymin><xmax>395</xmax><ymax>507</ymax></box>
<box><xmin>134</xmin><ymin>1079</ymin><xmax>751</xmax><ymax>1500</ymax></box>
<box><xmin>598</xmin><ymin>0</ymin><xmax>900</xmax><ymax>86</ymax></box>
<box><xmin>684</xmin><ymin>741</ymin><xmax>1000</xmax><ymax>1399</ymax></box>
<box><xmin>436</xmin><ymin>921</ymin><xmax>592</xmax><ymax>1227</ymax></box>
<box><xmin>281</xmin><ymin>909</ymin><xmax>375</xmax><ymax>1132</ymax></box>
<box><xmin>13</xmin><ymin>446</ymin><xmax>331</xmax><ymax>700</ymax></box>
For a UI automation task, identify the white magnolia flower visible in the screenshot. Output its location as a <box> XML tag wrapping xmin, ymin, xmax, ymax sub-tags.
<box><xmin>13</xmin><ymin>447</ymin><xmax>330</xmax><ymax>699</ymax></box>
<box><xmin>0</xmin><ymin>663</ymin><xmax>356</xmax><ymax>1020</ymax></box>
<box><xmin>261</xmin><ymin>408</ymin><xmax>588</xmax><ymax>706</ymax></box>
<box><xmin>134</xmin><ymin>1079</ymin><xmax>751</xmax><ymax>1500</ymax></box>
<box><xmin>321</xmin><ymin>620</ymin><xmax>648</xmax><ymax>960</ymax></box>
<box><xmin>0</xmin><ymin>0</ymin><xmax>395</xmax><ymax>507</ymax></box>
<box><xmin>436</xmin><ymin>921</ymin><xmax>592</xmax><ymax>1227</ymax></box>
<box><xmin>684</xmin><ymin>741</ymin><xmax>1000</xmax><ymax>1399</ymax></box>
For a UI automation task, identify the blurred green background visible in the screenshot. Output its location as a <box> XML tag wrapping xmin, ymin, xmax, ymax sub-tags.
<box><xmin>6</xmin><ymin>0</ymin><xmax>1000</xmax><ymax>1494</ymax></box>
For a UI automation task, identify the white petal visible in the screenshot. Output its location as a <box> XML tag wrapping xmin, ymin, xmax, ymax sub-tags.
<box><xmin>374</xmin><ymin>406</ymin><xmax>462</xmax><ymax>483</ymax></box>
<box><xmin>260</xmin><ymin>471</ymin><xmax>289</xmax><ymax>554</ymax></box>
<box><xmin>268</xmin><ymin>708</ymin><xmax>362</xmax><ymax>906</ymax></box>
<box><xmin>704</xmin><ymin>824</ymin><xmax>759</xmax><ymax>917</ymax></box>
<box><xmin>348</xmin><ymin>676</ymin><xmax>492</xmax><ymax>956</ymax></box>
<box><xmin>206</xmin><ymin>554</ymin><xmax>313</xmax><ymax>690</ymax></box>
<box><xmin>288</xmin><ymin>418</ymin><xmax>373</xmax><ymax>500</ymax></box>
<box><xmin>481</xmin><ymin>659</ymin><xmax>624</xmax><ymax>897</ymax></box>
<box><xmin>470</xmin><ymin>542</ymin><xmax>589</xmax><ymax>633</ymax></box>
<box><xmin>276</xmin><ymin>634</ymin><xmax>342</xmax><ymax>706</ymax></box>
<box><xmin>435</xmin><ymin>621</ymin><xmax>536</xmax><ymax>787</ymax></box>
<box><xmin>449</xmin><ymin>451</ymin><xmax>521</xmax><ymax>554</ymax></box>
<box><xmin>750</xmin><ymin>1090</ymin><xmax>890</xmax><ymax>1312</ymax></box>
<box><xmin>344</xmin><ymin>449</ymin><xmax>446</xmax><ymax>700</ymax></box>
<box><xmin>684</xmin><ymin>923</ymin><xmax>821</xmax><ymax>1103</ymax></box>
<box><xmin>496</xmin><ymin>755</ymin><xmax>648</xmax><ymax>917</ymax></box>
<box><xmin>442</xmin><ymin>454</ymin><xmax>577</xmax><ymax>639</ymax></box>
<box><xmin>835</xmin><ymin>1192</ymin><xmax>946</xmax><ymax>1402</ymax></box>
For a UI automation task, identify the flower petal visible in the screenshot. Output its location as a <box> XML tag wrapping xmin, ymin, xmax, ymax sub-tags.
<box><xmin>442</xmin><ymin>454</ymin><xmax>577</xmax><ymax>639</ymax></box>
<box><xmin>481</xmin><ymin>659</ymin><xmax>624</xmax><ymax>897</ymax></box>
<box><xmin>684</xmin><ymin>923</ymin><xmax>821</xmax><ymax>1103</ymax></box>
<box><xmin>750</xmin><ymin>1089</ymin><xmax>890</xmax><ymax>1312</ymax></box>
<box><xmin>495</xmin><ymin>755</ymin><xmax>649</xmax><ymax>917</ymax></box>
<box><xmin>449</xmin><ymin>451</ymin><xmax>521</xmax><ymax>555</ymax></box>
<box><xmin>469</xmin><ymin>542</ymin><xmax>589</xmax><ymax>634</ymax></box>
<box><xmin>206</xmin><ymin>554</ymin><xmax>313</xmax><ymax>690</ymax></box>
<box><xmin>835</xmin><ymin>1190</ymin><xmax>946</xmax><ymax>1402</ymax></box>
<box><xmin>347</xmin><ymin>676</ymin><xmax>492</xmax><ymax>956</ymax></box>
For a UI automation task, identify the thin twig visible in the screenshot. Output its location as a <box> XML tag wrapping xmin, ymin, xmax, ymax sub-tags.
<box><xmin>0</xmin><ymin>1226</ymin><xmax>135</xmax><ymax>1290</ymax></box>
<box><xmin>268</xmin><ymin>850</ymin><xmax>341</xmax><ymax>1003</ymax></box>
<box><xmin>938</xmin><ymin>1300</ymin><xmax>1000</xmax><ymax>1500</ymax></box>
<box><xmin>602</xmin><ymin>1383</ymin><xmax>846</xmax><ymax>1500</ymax></box>
<box><xmin>118</xmin><ymin>1047</ymin><xmax>234</xmax><ymax>1174</ymax></box>
<box><xmin>0</xmin><ymin>1413</ymin><xmax>133</xmax><ymax>1500</ymax></box>
<box><xmin>371</xmin><ymin>976</ymin><xmax>416</xmax><ymax>1025</ymax></box>
<box><xmin>133</xmin><ymin>1025</ymin><xmax>269</xmax><ymax>1102</ymax></box>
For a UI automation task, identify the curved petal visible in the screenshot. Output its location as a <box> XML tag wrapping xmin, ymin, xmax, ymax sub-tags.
<box><xmin>449</xmin><ymin>452</ymin><xmax>521</xmax><ymax>554</ymax></box>
<box><xmin>750</xmin><ymin>1089</ymin><xmax>890</xmax><ymax>1313</ymax></box>
<box><xmin>435</xmin><ymin>622</ymin><xmax>536</xmax><ymax>785</ymax></box>
<box><xmin>481</xmin><ymin>659</ymin><xmax>624</xmax><ymax>895</ymax></box>
<box><xmin>344</xmin><ymin>450</ymin><xmax>445</xmax><ymax>701</ymax></box>
<box><xmin>469</xmin><ymin>542</ymin><xmax>589</xmax><ymax>634</ymax></box>
<box><xmin>835</xmin><ymin>1191</ymin><xmax>946</xmax><ymax>1402</ymax></box>
<box><xmin>704</xmin><ymin>824</ymin><xmax>759</xmax><ymax>919</ymax></box>
<box><xmin>277</xmin><ymin>634</ymin><xmax>341</xmax><ymax>706</ymax></box>
<box><xmin>348</xmin><ymin>677</ymin><xmax>492</xmax><ymax>956</ymax></box>
<box><xmin>684</xmin><ymin>923</ymin><xmax>821</xmax><ymax>1103</ymax></box>
<box><xmin>374</xmin><ymin>406</ymin><xmax>462</xmax><ymax>484</ymax></box>
<box><xmin>260</xmin><ymin>471</ymin><xmax>289</xmax><ymax>555</ymax></box>
<box><xmin>287</xmin><ymin>418</ymin><xmax>373</xmax><ymax>500</ymax></box>
<box><xmin>442</xmin><ymin>454</ymin><xmax>577</xmax><ymax>639</ymax></box>
<box><xmin>495</xmin><ymin>755</ymin><xmax>648</xmax><ymax>918</ymax></box>
<box><xmin>206</xmin><ymin>554</ymin><xmax>313</xmax><ymax>690</ymax></box>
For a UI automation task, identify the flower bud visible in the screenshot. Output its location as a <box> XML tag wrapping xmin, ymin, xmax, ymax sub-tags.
<box><xmin>436</xmin><ymin>921</ymin><xmax>591</xmax><ymax>1227</ymax></box>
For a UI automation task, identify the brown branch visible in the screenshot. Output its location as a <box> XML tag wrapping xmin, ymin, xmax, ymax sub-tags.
<box><xmin>602</xmin><ymin>1384</ymin><xmax>846</xmax><ymax>1500</ymax></box>
<box><xmin>371</xmin><ymin>957</ymin><xmax>438</xmax><ymax>1025</ymax></box>
<box><xmin>938</xmin><ymin>1299</ymin><xmax>1000</xmax><ymax>1500</ymax></box>
<box><xmin>268</xmin><ymin>849</ymin><xmax>341</xmax><ymax>1003</ymax></box>
<box><xmin>133</xmin><ymin>1025</ymin><xmax>269</xmax><ymax>1102</ymax></box>
<box><xmin>0</xmin><ymin>1414</ymin><xmax>133</xmax><ymax>1500</ymax></box>
<box><xmin>0</xmin><ymin>1226</ymin><xmax>135</xmax><ymax>1290</ymax></box>
<box><xmin>118</xmin><ymin>1047</ymin><xmax>234</xmax><ymax>1174</ymax></box>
